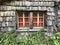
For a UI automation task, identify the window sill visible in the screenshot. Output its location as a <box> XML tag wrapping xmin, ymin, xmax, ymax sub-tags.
<box><xmin>16</xmin><ymin>28</ymin><xmax>47</xmax><ymax>32</ymax></box>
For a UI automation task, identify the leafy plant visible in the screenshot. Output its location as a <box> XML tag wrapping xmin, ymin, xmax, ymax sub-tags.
<box><xmin>0</xmin><ymin>29</ymin><xmax>60</xmax><ymax>45</ymax></box>
<box><xmin>0</xmin><ymin>30</ymin><xmax>20</xmax><ymax>45</ymax></box>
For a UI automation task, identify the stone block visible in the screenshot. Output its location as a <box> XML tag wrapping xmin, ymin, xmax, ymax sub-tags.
<box><xmin>44</xmin><ymin>0</ymin><xmax>53</xmax><ymax>1</ymax></box>
<box><xmin>1</xmin><ymin>27</ymin><xmax>8</xmax><ymax>31</ymax></box>
<box><xmin>54</xmin><ymin>0</ymin><xmax>60</xmax><ymax>2</ymax></box>
<box><xmin>57</xmin><ymin>19</ymin><xmax>60</xmax><ymax>21</ymax></box>
<box><xmin>58</xmin><ymin>10</ymin><xmax>60</xmax><ymax>14</ymax></box>
<box><xmin>47</xmin><ymin>7</ymin><xmax>54</xmax><ymax>11</ymax></box>
<box><xmin>0</xmin><ymin>17</ymin><xmax>2</xmax><ymax>21</ymax></box>
<box><xmin>38</xmin><ymin>7</ymin><xmax>41</xmax><ymax>10</ymax></box>
<box><xmin>51</xmin><ymin>12</ymin><xmax>55</xmax><ymax>16</ymax></box>
<box><xmin>58</xmin><ymin>22</ymin><xmax>60</xmax><ymax>26</ymax></box>
<box><xmin>47</xmin><ymin>12</ymin><xmax>52</xmax><ymax>15</ymax></box>
<box><xmin>33</xmin><ymin>2</ymin><xmax>39</xmax><ymax>6</ymax></box>
<box><xmin>31</xmin><ymin>7</ymin><xmax>38</xmax><ymax>10</ymax></box>
<box><xmin>41</xmin><ymin>7</ymin><xmax>47</xmax><ymax>10</ymax></box>
<box><xmin>47</xmin><ymin>16</ymin><xmax>52</xmax><ymax>20</ymax></box>
<box><xmin>6</xmin><ymin>1</ymin><xmax>54</xmax><ymax>6</ymax></box>
<box><xmin>47</xmin><ymin>20</ymin><xmax>53</xmax><ymax>26</ymax></box>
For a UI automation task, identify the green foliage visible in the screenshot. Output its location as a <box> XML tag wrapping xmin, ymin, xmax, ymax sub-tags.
<box><xmin>50</xmin><ymin>32</ymin><xmax>60</xmax><ymax>45</ymax></box>
<box><xmin>0</xmin><ymin>30</ymin><xmax>20</xmax><ymax>45</ymax></box>
<box><xmin>0</xmin><ymin>29</ymin><xmax>60</xmax><ymax>45</ymax></box>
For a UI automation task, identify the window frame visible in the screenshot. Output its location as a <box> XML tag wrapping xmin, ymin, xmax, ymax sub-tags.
<box><xmin>17</xmin><ymin>12</ymin><xmax>44</xmax><ymax>29</ymax></box>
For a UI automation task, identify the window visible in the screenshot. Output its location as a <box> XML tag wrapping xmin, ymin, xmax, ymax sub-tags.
<box><xmin>33</xmin><ymin>12</ymin><xmax>44</xmax><ymax>28</ymax></box>
<box><xmin>18</xmin><ymin>12</ymin><xmax>29</xmax><ymax>28</ymax></box>
<box><xmin>18</xmin><ymin>12</ymin><xmax>44</xmax><ymax>29</ymax></box>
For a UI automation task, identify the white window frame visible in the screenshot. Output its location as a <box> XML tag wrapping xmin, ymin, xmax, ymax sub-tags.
<box><xmin>33</xmin><ymin>12</ymin><xmax>44</xmax><ymax>28</ymax></box>
<box><xmin>17</xmin><ymin>12</ymin><xmax>44</xmax><ymax>29</ymax></box>
<box><xmin>18</xmin><ymin>12</ymin><xmax>29</xmax><ymax>29</ymax></box>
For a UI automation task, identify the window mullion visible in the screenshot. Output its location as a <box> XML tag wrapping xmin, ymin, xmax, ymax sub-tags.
<box><xmin>29</xmin><ymin>12</ymin><xmax>33</xmax><ymax>29</ymax></box>
<box><xmin>23</xmin><ymin>13</ymin><xmax>25</xmax><ymax>27</ymax></box>
<box><xmin>37</xmin><ymin>12</ymin><xmax>39</xmax><ymax>27</ymax></box>
<box><xmin>43</xmin><ymin>13</ymin><xmax>44</xmax><ymax>27</ymax></box>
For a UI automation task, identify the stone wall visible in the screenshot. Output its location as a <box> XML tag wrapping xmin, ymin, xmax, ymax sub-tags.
<box><xmin>0</xmin><ymin>1</ymin><xmax>54</xmax><ymax>11</ymax></box>
<box><xmin>46</xmin><ymin>7</ymin><xmax>56</xmax><ymax>36</ymax></box>
<box><xmin>57</xmin><ymin>5</ymin><xmax>60</xmax><ymax>31</ymax></box>
<box><xmin>0</xmin><ymin>1</ymin><xmax>59</xmax><ymax>35</ymax></box>
<box><xmin>0</xmin><ymin>11</ymin><xmax>16</xmax><ymax>31</ymax></box>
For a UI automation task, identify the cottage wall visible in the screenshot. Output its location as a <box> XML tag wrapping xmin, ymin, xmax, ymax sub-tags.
<box><xmin>0</xmin><ymin>0</ymin><xmax>60</xmax><ymax>36</ymax></box>
<box><xmin>0</xmin><ymin>11</ymin><xmax>16</xmax><ymax>31</ymax></box>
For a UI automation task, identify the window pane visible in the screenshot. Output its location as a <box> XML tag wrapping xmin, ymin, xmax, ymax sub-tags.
<box><xmin>19</xmin><ymin>23</ymin><xmax>23</xmax><ymax>27</ymax></box>
<box><xmin>33</xmin><ymin>18</ymin><xmax>37</xmax><ymax>22</ymax></box>
<box><xmin>33</xmin><ymin>12</ymin><xmax>37</xmax><ymax>17</ymax></box>
<box><xmin>25</xmin><ymin>18</ymin><xmax>29</xmax><ymax>22</ymax></box>
<box><xmin>25</xmin><ymin>23</ymin><xmax>29</xmax><ymax>27</ymax></box>
<box><xmin>18</xmin><ymin>13</ymin><xmax>23</xmax><ymax>17</ymax></box>
<box><xmin>39</xmin><ymin>18</ymin><xmax>43</xmax><ymax>23</ymax></box>
<box><xmin>39</xmin><ymin>13</ymin><xmax>43</xmax><ymax>18</ymax></box>
<box><xmin>39</xmin><ymin>23</ymin><xmax>43</xmax><ymax>27</ymax></box>
<box><xmin>33</xmin><ymin>23</ymin><xmax>37</xmax><ymax>27</ymax></box>
<box><xmin>25</xmin><ymin>12</ymin><xmax>29</xmax><ymax>17</ymax></box>
<box><xmin>19</xmin><ymin>18</ymin><xmax>23</xmax><ymax>22</ymax></box>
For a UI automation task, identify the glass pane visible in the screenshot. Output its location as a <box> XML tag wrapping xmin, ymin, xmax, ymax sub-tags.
<box><xmin>0</xmin><ymin>17</ymin><xmax>2</xmax><ymax>21</ymax></box>
<box><xmin>25</xmin><ymin>23</ymin><xmax>29</xmax><ymax>27</ymax></box>
<box><xmin>19</xmin><ymin>23</ymin><xmax>23</xmax><ymax>27</ymax></box>
<box><xmin>39</xmin><ymin>13</ymin><xmax>43</xmax><ymax>18</ymax></box>
<box><xmin>25</xmin><ymin>12</ymin><xmax>29</xmax><ymax>17</ymax></box>
<box><xmin>25</xmin><ymin>18</ymin><xmax>29</xmax><ymax>22</ymax></box>
<box><xmin>39</xmin><ymin>23</ymin><xmax>43</xmax><ymax>27</ymax></box>
<box><xmin>33</xmin><ymin>12</ymin><xmax>37</xmax><ymax>17</ymax></box>
<box><xmin>39</xmin><ymin>18</ymin><xmax>43</xmax><ymax>23</ymax></box>
<box><xmin>19</xmin><ymin>18</ymin><xmax>23</xmax><ymax>22</ymax></box>
<box><xmin>33</xmin><ymin>23</ymin><xmax>37</xmax><ymax>27</ymax></box>
<box><xmin>18</xmin><ymin>12</ymin><xmax>23</xmax><ymax>17</ymax></box>
<box><xmin>33</xmin><ymin>18</ymin><xmax>37</xmax><ymax>22</ymax></box>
